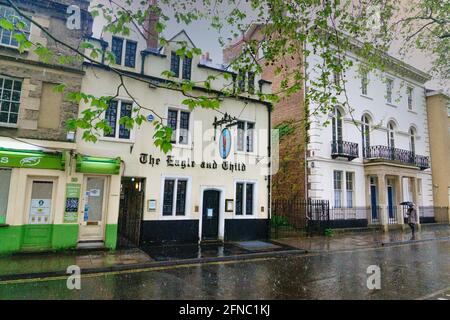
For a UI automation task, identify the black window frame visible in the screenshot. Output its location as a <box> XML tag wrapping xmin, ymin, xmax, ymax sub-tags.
<box><xmin>124</xmin><ymin>40</ymin><xmax>137</xmax><ymax>68</ymax></box>
<box><xmin>162</xmin><ymin>177</ymin><xmax>188</xmax><ymax>216</ymax></box>
<box><xmin>182</xmin><ymin>57</ymin><xmax>192</xmax><ymax>80</ymax></box>
<box><xmin>103</xmin><ymin>99</ymin><xmax>133</xmax><ymax>140</ymax></box>
<box><xmin>170</xmin><ymin>51</ymin><xmax>180</xmax><ymax>77</ymax></box>
<box><xmin>235</xmin><ymin>181</ymin><xmax>255</xmax><ymax>216</ymax></box>
<box><xmin>167</xmin><ymin>108</ymin><xmax>190</xmax><ymax>145</ymax></box>
<box><xmin>111</xmin><ymin>36</ymin><xmax>124</xmax><ymax>65</ymax></box>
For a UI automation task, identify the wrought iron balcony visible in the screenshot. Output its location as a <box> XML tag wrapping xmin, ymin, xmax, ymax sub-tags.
<box><xmin>363</xmin><ymin>145</ymin><xmax>430</xmax><ymax>170</ymax></box>
<box><xmin>331</xmin><ymin>140</ymin><xmax>359</xmax><ymax>160</ymax></box>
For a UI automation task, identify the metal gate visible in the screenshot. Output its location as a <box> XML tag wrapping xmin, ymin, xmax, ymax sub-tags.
<box><xmin>118</xmin><ymin>178</ymin><xmax>145</xmax><ymax>247</ymax></box>
<box><xmin>271</xmin><ymin>199</ymin><xmax>330</xmax><ymax>237</ymax></box>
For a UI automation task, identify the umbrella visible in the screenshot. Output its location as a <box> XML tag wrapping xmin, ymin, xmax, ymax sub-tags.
<box><xmin>400</xmin><ymin>201</ymin><xmax>414</xmax><ymax>206</ymax></box>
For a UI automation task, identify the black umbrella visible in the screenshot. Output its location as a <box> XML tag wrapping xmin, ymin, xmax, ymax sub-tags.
<box><xmin>400</xmin><ymin>201</ymin><xmax>414</xmax><ymax>206</ymax></box>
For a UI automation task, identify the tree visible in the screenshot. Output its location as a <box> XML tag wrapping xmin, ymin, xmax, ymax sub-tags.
<box><xmin>0</xmin><ymin>0</ymin><xmax>446</xmax><ymax>152</ymax></box>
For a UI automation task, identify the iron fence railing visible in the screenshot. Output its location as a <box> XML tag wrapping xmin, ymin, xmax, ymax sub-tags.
<box><xmin>363</xmin><ymin>145</ymin><xmax>430</xmax><ymax>169</ymax></box>
<box><xmin>331</xmin><ymin>140</ymin><xmax>359</xmax><ymax>160</ymax></box>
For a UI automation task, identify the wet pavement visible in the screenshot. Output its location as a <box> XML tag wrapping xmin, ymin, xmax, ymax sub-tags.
<box><xmin>273</xmin><ymin>224</ymin><xmax>450</xmax><ymax>252</ymax></box>
<box><xmin>0</xmin><ymin>238</ymin><xmax>449</xmax><ymax>299</ymax></box>
<box><xmin>0</xmin><ymin>240</ymin><xmax>294</xmax><ymax>279</ymax></box>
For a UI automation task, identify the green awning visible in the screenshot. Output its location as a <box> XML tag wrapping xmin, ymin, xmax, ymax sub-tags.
<box><xmin>76</xmin><ymin>155</ymin><xmax>121</xmax><ymax>175</ymax></box>
<box><xmin>0</xmin><ymin>148</ymin><xmax>65</xmax><ymax>170</ymax></box>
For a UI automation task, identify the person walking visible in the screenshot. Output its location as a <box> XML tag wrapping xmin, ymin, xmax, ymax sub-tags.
<box><xmin>406</xmin><ymin>203</ymin><xmax>418</xmax><ymax>238</ymax></box>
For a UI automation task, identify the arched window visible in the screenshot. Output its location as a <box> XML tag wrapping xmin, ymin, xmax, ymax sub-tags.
<box><xmin>332</xmin><ymin>107</ymin><xmax>343</xmax><ymax>143</ymax></box>
<box><xmin>361</xmin><ymin>115</ymin><xmax>371</xmax><ymax>157</ymax></box>
<box><xmin>387</xmin><ymin>121</ymin><xmax>395</xmax><ymax>149</ymax></box>
<box><xmin>409</xmin><ymin>127</ymin><xmax>416</xmax><ymax>154</ymax></box>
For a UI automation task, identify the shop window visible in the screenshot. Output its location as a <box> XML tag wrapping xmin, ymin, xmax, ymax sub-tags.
<box><xmin>334</xmin><ymin>170</ymin><xmax>343</xmax><ymax>208</ymax></box>
<box><xmin>0</xmin><ymin>76</ymin><xmax>21</xmax><ymax>126</ymax></box>
<box><xmin>235</xmin><ymin>181</ymin><xmax>255</xmax><ymax>215</ymax></box>
<box><xmin>162</xmin><ymin>178</ymin><xmax>188</xmax><ymax>216</ymax></box>
<box><xmin>167</xmin><ymin>108</ymin><xmax>190</xmax><ymax>145</ymax></box>
<box><xmin>0</xmin><ymin>169</ymin><xmax>11</xmax><ymax>224</ymax></box>
<box><xmin>0</xmin><ymin>5</ymin><xmax>31</xmax><ymax>48</ymax></box>
<box><xmin>104</xmin><ymin>100</ymin><xmax>133</xmax><ymax>140</ymax></box>
<box><xmin>237</xmin><ymin>121</ymin><xmax>254</xmax><ymax>152</ymax></box>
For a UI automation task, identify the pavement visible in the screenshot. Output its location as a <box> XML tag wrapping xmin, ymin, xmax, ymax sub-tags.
<box><xmin>272</xmin><ymin>223</ymin><xmax>450</xmax><ymax>252</ymax></box>
<box><xmin>0</xmin><ymin>223</ymin><xmax>449</xmax><ymax>282</ymax></box>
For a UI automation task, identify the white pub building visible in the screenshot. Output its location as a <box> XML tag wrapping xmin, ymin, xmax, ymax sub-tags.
<box><xmin>306</xmin><ymin>45</ymin><xmax>434</xmax><ymax>230</ymax></box>
<box><xmin>75</xmin><ymin>4</ymin><xmax>272</xmax><ymax>247</ymax></box>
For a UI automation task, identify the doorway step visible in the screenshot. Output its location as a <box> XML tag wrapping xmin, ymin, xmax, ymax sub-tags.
<box><xmin>77</xmin><ymin>241</ymin><xmax>105</xmax><ymax>249</ymax></box>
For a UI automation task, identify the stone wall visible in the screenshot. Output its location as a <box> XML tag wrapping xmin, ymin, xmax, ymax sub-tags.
<box><xmin>0</xmin><ymin>0</ymin><xmax>92</xmax><ymax>142</ymax></box>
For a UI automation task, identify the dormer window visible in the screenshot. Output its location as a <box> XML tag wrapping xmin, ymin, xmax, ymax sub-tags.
<box><xmin>170</xmin><ymin>51</ymin><xmax>192</xmax><ymax>80</ymax></box>
<box><xmin>111</xmin><ymin>37</ymin><xmax>137</xmax><ymax>68</ymax></box>
<box><xmin>235</xmin><ymin>70</ymin><xmax>255</xmax><ymax>94</ymax></box>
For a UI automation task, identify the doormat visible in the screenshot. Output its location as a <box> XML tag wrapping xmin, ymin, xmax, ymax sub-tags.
<box><xmin>233</xmin><ymin>241</ymin><xmax>282</xmax><ymax>251</ymax></box>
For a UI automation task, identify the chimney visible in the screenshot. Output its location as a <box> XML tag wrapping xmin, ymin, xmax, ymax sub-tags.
<box><xmin>144</xmin><ymin>0</ymin><xmax>159</xmax><ymax>50</ymax></box>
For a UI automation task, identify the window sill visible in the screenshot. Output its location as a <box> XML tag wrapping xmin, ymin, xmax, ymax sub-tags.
<box><xmin>98</xmin><ymin>136</ymin><xmax>135</xmax><ymax>144</ymax></box>
<box><xmin>407</xmin><ymin>110</ymin><xmax>418</xmax><ymax>115</ymax></box>
<box><xmin>360</xmin><ymin>94</ymin><xmax>373</xmax><ymax>100</ymax></box>
<box><xmin>235</xmin><ymin>151</ymin><xmax>256</xmax><ymax>156</ymax></box>
<box><xmin>0</xmin><ymin>123</ymin><xmax>18</xmax><ymax>129</ymax></box>
<box><xmin>0</xmin><ymin>44</ymin><xmax>29</xmax><ymax>53</ymax></box>
<box><xmin>171</xmin><ymin>143</ymin><xmax>193</xmax><ymax>150</ymax></box>
<box><xmin>386</xmin><ymin>102</ymin><xmax>398</xmax><ymax>108</ymax></box>
<box><xmin>233</xmin><ymin>214</ymin><xmax>257</xmax><ymax>219</ymax></box>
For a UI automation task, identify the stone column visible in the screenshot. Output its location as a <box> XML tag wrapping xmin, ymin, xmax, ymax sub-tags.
<box><xmin>377</xmin><ymin>173</ymin><xmax>388</xmax><ymax>232</ymax></box>
<box><xmin>395</xmin><ymin>176</ymin><xmax>405</xmax><ymax>229</ymax></box>
<box><xmin>410</xmin><ymin>177</ymin><xmax>421</xmax><ymax>231</ymax></box>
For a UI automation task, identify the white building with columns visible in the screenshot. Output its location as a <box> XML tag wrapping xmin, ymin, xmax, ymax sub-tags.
<box><xmin>306</xmin><ymin>46</ymin><xmax>434</xmax><ymax>230</ymax></box>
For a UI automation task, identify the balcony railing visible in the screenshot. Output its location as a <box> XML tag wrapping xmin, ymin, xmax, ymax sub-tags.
<box><xmin>363</xmin><ymin>146</ymin><xmax>430</xmax><ymax>170</ymax></box>
<box><xmin>331</xmin><ymin>140</ymin><xmax>359</xmax><ymax>160</ymax></box>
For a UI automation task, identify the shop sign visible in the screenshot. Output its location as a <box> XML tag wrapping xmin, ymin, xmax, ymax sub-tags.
<box><xmin>139</xmin><ymin>154</ymin><xmax>246</xmax><ymax>172</ymax></box>
<box><xmin>0</xmin><ymin>149</ymin><xmax>64</xmax><ymax>170</ymax></box>
<box><xmin>63</xmin><ymin>183</ymin><xmax>81</xmax><ymax>223</ymax></box>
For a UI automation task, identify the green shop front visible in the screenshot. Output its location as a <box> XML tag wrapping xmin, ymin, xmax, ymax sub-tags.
<box><xmin>0</xmin><ymin>147</ymin><xmax>121</xmax><ymax>255</ymax></box>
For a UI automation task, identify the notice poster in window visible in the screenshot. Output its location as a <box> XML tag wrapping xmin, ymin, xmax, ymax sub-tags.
<box><xmin>63</xmin><ymin>183</ymin><xmax>81</xmax><ymax>223</ymax></box>
<box><xmin>29</xmin><ymin>199</ymin><xmax>51</xmax><ymax>224</ymax></box>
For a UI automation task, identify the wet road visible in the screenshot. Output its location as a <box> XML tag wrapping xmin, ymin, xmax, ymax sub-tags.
<box><xmin>0</xmin><ymin>239</ymin><xmax>449</xmax><ymax>300</ymax></box>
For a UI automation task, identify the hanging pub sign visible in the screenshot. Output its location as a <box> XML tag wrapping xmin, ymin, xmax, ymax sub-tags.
<box><xmin>219</xmin><ymin>128</ymin><xmax>232</xmax><ymax>159</ymax></box>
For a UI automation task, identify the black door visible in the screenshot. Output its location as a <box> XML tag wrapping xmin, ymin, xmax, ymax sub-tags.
<box><xmin>202</xmin><ymin>190</ymin><xmax>220</xmax><ymax>240</ymax></box>
<box><xmin>118</xmin><ymin>178</ymin><xmax>145</xmax><ymax>247</ymax></box>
